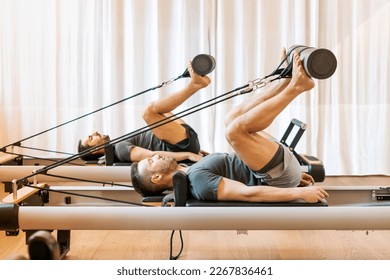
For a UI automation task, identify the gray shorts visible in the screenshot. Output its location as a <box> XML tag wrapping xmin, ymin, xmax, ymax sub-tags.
<box><xmin>252</xmin><ymin>144</ymin><xmax>301</xmax><ymax>188</ymax></box>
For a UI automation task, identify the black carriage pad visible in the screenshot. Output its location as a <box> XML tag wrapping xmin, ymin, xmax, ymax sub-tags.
<box><xmin>142</xmin><ymin>195</ymin><xmax>167</xmax><ymax>203</ymax></box>
<box><xmin>172</xmin><ymin>171</ymin><xmax>328</xmax><ymax>207</ymax></box>
<box><xmin>185</xmin><ymin>199</ymin><xmax>328</xmax><ymax>207</ymax></box>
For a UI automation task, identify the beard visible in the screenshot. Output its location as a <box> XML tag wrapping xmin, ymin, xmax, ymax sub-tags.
<box><xmin>159</xmin><ymin>156</ymin><xmax>178</xmax><ymax>174</ymax></box>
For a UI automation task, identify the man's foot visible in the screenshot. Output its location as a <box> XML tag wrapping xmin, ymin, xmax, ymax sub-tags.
<box><xmin>273</xmin><ymin>48</ymin><xmax>291</xmax><ymax>88</ymax></box>
<box><xmin>289</xmin><ymin>51</ymin><xmax>315</xmax><ymax>93</ymax></box>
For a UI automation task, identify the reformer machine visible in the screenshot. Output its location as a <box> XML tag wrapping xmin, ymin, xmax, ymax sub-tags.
<box><xmin>0</xmin><ymin>117</ymin><xmax>326</xmax><ymax>205</ymax></box>
<box><xmin>1</xmin><ymin>116</ymin><xmax>389</xmax><ymax>259</ymax></box>
<box><xmin>6</xmin><ymin>46</ymin><xmax>384</xmax><ymax>260</ymax></box>
<box><xmin>1</xmin><ymin>116</ymin><xmax>328</xmax><ymax>241</ymax></box>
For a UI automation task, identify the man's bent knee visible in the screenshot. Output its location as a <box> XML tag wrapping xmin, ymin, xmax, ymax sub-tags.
<box><xmin>225</xmin><ymin>120</ymin><xmax>248</xmax><ymax>146</ymax></box>
<box><xmin>142</xmin><ymin>102</ymin><xmax>157</xmax><ymax>123</ymax></box>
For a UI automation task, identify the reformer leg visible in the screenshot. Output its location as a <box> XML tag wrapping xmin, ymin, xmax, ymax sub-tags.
<box><xmin>27</xmin><ymin>230</ymin><xmax>60</xmax><ymax>260</ymax></box>
<box><xmin>25</xmin><ymin>229</ymin><xmax>70</xmax><ymax>260</ymax></box>
<box><xmin>57</xmin><ymin>230</ymin><xmax>71</xmax><ymax>259</ymax></box>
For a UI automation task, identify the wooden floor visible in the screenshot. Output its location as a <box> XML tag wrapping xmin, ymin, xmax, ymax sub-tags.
<box><xmin>1</xmin><ymin>176</ymin><xmax>390</xmax><ymax>260</ymax></box>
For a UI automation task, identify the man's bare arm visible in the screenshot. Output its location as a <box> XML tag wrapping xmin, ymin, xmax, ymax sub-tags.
<box><xmin>130</xmin><ymin>146</ymin><xmax>203</xmax><ymax>162</ymax></box>
<box><xmin>216</xmin><ymin>177</ymin><xmax>328</xmax><ymax>203</ymax></box>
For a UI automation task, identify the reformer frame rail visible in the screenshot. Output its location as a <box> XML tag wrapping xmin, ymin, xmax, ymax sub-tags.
<box><xmin>1</xmin><ymin>204</ymin><xmax>390</xmax><ymax>231</ymax></box>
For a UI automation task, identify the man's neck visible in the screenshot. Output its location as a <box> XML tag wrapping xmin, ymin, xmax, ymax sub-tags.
<box><xmin>176</xmin><ymin>164</ymin><xmax>188</xmax><ymax>173</ymax></box>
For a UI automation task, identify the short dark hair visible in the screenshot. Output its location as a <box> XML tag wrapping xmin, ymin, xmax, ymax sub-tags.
<box><xmin>77</xmin><ymin>140</ymin><xmax>102</xmax><ymax>161</ymax></box>
<box><xmin>130</xmin><ymin>162</ymin><xmax>166</xmax><ymax>197</ymax></box>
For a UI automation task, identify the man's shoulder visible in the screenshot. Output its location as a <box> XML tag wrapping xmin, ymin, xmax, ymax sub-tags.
<box><xmin>196</xmin><ymin>152</ymin><xmax>229</xmax><ymax>162</ymax></box>
<box><xmin>188</xmin><ymin>152</ymin><xmax>229</xmax><ymax>171</ymax></box>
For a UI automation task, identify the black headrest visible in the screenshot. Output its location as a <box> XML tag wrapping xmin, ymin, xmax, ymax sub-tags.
<box><xmin>172</xmin><ymin>171</ymin><xmax>189</xmax><ymax>207</ymax></box>
<box><xmin>104</xmin><ymin>144</ymin><xmax>115</xmax><ymax>166</ymax></box>
<box><xmin>142</xmin><ymin>171</ymin><xmax>189</xmax><ymax>206</ymax></box>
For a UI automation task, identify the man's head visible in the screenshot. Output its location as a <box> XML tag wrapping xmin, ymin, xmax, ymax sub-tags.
<box><xmin>130</xmin><ymin>154</ymin><xmax>177</xmax><ymax>197</ymax></box>
<box><xmin>78</xmin><ymin>131</ymin><xmax>110</xmax><ymax>161</ymax></box>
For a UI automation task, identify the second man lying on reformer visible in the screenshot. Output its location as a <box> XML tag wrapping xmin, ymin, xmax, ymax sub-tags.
<box><xmin>77</xmin><ymin>62</ymin><xmax>211</xmax><ymax>164</ymax></box>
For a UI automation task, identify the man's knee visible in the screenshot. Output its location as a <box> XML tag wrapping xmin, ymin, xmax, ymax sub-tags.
<box><xmin>225</xmin><ymin>119</ymin><xmax>247</xmax><ymax>145</ymax></box>
<box><xmin>142</xmin><ymin>102</ymin><xmax>156</xmax><ymax>123</ymax></box>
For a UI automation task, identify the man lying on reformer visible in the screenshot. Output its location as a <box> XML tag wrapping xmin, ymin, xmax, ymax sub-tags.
<box><xmin>77</xmin><ymin>62</ymin><xmax>211</xmax><ymax>164</ymax></box>
<box><xmin>130</xmin><ymin>50</ymin><xmax>329</xmax><ymax>203</ymax></box>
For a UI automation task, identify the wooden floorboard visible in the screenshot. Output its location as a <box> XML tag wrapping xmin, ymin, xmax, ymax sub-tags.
<box><xmin>1</xmin><ymin>176</ymin><xmax>390</xmax><ymax>260</ymax></box>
